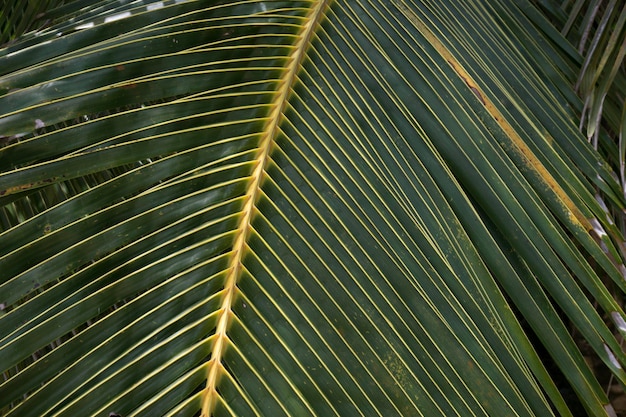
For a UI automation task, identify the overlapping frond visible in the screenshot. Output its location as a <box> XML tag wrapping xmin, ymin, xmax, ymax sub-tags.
<box><xmin>0</xmin><ymin>0</ymin><xmax>70</xmax><ymax>45</ymax></box>
<box><xmin>529</xmin><ymin>0</ymin><xmax>626</xmax><ymax>198</ymax></box>
<box><xmin>1</xmin><ymin>1</ymin><xmax>626</xmax><ymax>416</ymax></box>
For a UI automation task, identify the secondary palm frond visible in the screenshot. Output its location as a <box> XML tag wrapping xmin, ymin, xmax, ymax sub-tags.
<box><xmin>1</xmin><ymin>1</ymin><xmax>626</xmax><ymax>416</ymax></box>
<box><xmin>0</xmin><ymin>0</ymin><xmax>73</xmax><ymax>45</ymax></box>
<box><xmin>530</xmin><ymin>0</ymin><xmax>626</xmax><ymax>200</ymax></box>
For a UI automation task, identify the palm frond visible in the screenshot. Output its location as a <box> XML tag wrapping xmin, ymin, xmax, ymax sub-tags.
<box><xmin>1</xmin><ymin>1</ymin><xmax>626</xmax><ymax>416</ymax></box>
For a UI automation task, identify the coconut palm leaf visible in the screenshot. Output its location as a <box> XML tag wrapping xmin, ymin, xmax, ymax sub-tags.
<box><xmin>1</xmin><ymin>0</ymin><xmax>626</xmax><ymax>416</ymax></box>
<box><xmin>0</xmin><ymin>0</ymin><xmax>71</xmax><ymax>45</ymax></box>
<box><xmin>530</xmin><ymin>0</ymin><xmax>626</xmax><ymax>172</ymax></box>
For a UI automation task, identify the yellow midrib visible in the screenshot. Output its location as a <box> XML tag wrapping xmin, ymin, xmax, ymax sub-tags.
<box><xmin>200</xmin><ymin>2</ymin><xmax>328</xmax><ymax>416</ymax></box>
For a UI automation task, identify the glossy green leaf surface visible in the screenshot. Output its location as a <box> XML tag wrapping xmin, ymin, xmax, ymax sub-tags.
<box><xmin>1</xmin><ymin>1</ymin><xmax>625</xmax><ymax>416</ymax></box>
